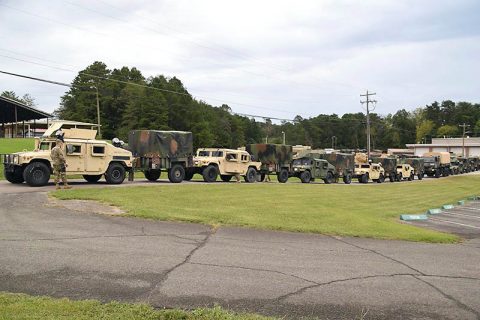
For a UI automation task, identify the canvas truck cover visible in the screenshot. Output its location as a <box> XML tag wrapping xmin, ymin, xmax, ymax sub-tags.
<box><xmin>246</xmin><ymin>144</ymin><xmax>293</xmax><ymax>166</ymax></box>
<box><xmin>398</xmin><ymin>158</ymin><xmax>425</xmax><ymax>172</ymax></box>
<box><xmin>371</xmin><ymin>157</ymin><xmax>397</xmax><ymax>174</ymax></box>
<box><xmin>128</xmin><ymin>130</ymin><xmax>193</xmax><ymax>159</ymax></box>
<box><xmin>423</xmin><ymin>152</ymin><xmax>451</xmax><ymax>165</ymax></box>
<box><xmin>318</xmin><ymin>153</ymin><xmax>355</xmax><ymax>174</ymax></box>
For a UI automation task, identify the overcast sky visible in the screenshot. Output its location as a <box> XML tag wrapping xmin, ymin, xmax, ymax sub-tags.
<box><xmin>0</xmin><ymin>0</ymin><xmax>479</xmax><ymax>120</ymax></box>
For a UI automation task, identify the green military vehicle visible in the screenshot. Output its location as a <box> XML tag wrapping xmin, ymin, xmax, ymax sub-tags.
<box><xmin>468</xmin><ymin>156</ymin><xmax>480</xmax><ymax>172</ymax></box>
<box><xmin>317</xmin><ymin>152</ymin><xmax>354</xmax><ymax>183</ymax></box>
<box><xmin>128</xmin><ymin>130</ymin><xmax>193</xmax><ymax>183</ymax></box>
<box><xmin>371</xmin><ymin>156</ymin><xmax>397</xmax><ymax>182</ymax></box>
<box><xmin>292</xmin><ymin>156</ymin><xmax>340</xmax><ymax>184</ymax></box>
<box><xmin>423</xmin><ymin>152</ymin><xmax>450</xmax><ymax>178</ymax></box>
<box><xmin>246</xmin><ymin>144</ymin><xmax>293</xmax><ymax>183</ymax></box>
<box><xmin>398</xmin><ymin>157</ymin><xmax>424</xmax><ymax>180</ymax></box>
<box><xmin>450</xmin><ymin>153</ymin><xmax>462</xmax><ymax>175</ymax></box>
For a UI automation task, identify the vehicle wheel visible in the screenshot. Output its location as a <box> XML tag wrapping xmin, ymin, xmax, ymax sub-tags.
<box><xmin>168</xmin><ymin>164</ymin><xmax>185</xmax><ymax>183</ymax></box>
<box><xmin>83</xmin><ymin>175</ymin><xmax>102</xmax><ymax>183</ymax></box>
<box><xmin>221</xmin><ymin>175</ymin><xmax>233</xmax><ymax>182</ymax></box>
<box><xmin>144</xmin><ymin>169</ymin><xmax>161</xmax><ymax>181</ymax></box>
<box><xmin>184</xmin><ymin>171</ymin><xmax>194</xmax><ymax>181</ymax></box>
<box><xmin>4</xmin><ymin>167</ymin><xmax>24</xmax><ymax>184</ymax></box>
<box><xmin>24</xmin><ymin>162</ymin><xmax>50</xmax><ymax>187</ymax></box>
<box><xmin>396</xmin><ymin>173</ymin><xmax>402</xmax><ymax>182</ymax></box>
<box><xmin>105</xmin><ymin>163</ymin><xmax>126</xmax><ymax>184</ymax></box>
<box><xmin>323</xmin><ymin>171</ymin><xmax>334</xmax><ymax>184</ymax></box>
<box><xmin>342</xmin><ymin>173</ymin><xmax>352</xmax><ymax>184</ymax></box>
<box><xmin>256</xmin><ymin>173</ymin><xmax>266</xmax><ymax>182</ymax></box>
<box><xmin>300</xmin><ymin>171</ymin><xmax>311</xmax><ymax>183</ymax></box>
<box><xmin>277</xmin><ymin>169</ymin><xmax>289</xmax><ymax>183</ymax></box>
<box><xmin>417</xmin><ymin>173</ymin><xmax>423</xmax><ymax>180</ymax></box>
<box><xmin>360</xmin><ymin>173</ymin><xmax>369</xmax><ymax>184</ymax></box>
<box><xmin>408</xmin><ymin>173</ymin><xmax>414</xmax><ymax>181</ymax></box>
<box><xmin>244</xmin><ymin>167</ymin><xmax>257</xmax><ymax>183</ymax></box>
<box><xmin>377</xmin><ymin>174</ymin><xmax>385</xmax><ymax>183</ymax></box>
<box><xmin>389</xmin><ymin>174</ymin><xmax>395</xmax><ymax>182</ymax></box>
<box><xmin>434</xmin><ymin>171</ymin><xmax>441</xmax><ymax>178</ymax></box>
<box><xmin>202</xmin><ymin>165</ymin><xmax>218</xmax><ymax>182</ymax></box>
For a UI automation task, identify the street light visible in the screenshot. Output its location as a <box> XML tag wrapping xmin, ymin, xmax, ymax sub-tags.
<box><xmin>281</xmin><ymin>131</ymin><xmax>285</xmax><ymax>144</ymax></box>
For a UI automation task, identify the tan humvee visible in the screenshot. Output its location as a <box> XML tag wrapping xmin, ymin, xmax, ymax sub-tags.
<box><xmin>191</xmin><ymin>148</ymin><xmax>261</xmax><ymax>182</ymax></box>
<box><xmin>396</xmin><ymin>164</ymin><xmax>415</xmax><ymax>181</ymax></box>
<box><xmin>2</xmin><ymin>121</ymin><xmax>133</xmax><ymax>186</ymax></box>
<box><xmin>354</xmin><ymin>162</ymin><xmax>385</xmax><ymax>183</ymax></box>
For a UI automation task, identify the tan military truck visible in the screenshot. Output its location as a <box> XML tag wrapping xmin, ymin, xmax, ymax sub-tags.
<box><xmin>2</xmin><ymin>121</ymin><xmax>133</xmax><ymax>186</ymax></box>
<box><xmin>354</xmin><ymin>162</ymin><xmax>385</xmax><ymax>183</ymax></box>
<box><xmin>396</xmin><ymin>164</ymin><xmax>415</xmax><ymax>181</ymax></box>
<box><xmin>190</xmin><ymin>148</ymin><xmax>261</xmax><ymax>182</ymax></box>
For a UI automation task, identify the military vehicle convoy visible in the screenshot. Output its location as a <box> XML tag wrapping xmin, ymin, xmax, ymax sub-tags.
<box><xmin>3</xmin><ymin>121</ymin><xmax>134</xmax><ymax>186</ymax></box>
<box><xmin>292</xmin><ymin>156</ymin><xmax>338</xmax><ymax>184</ymax></box>
<box><xmin>190</xmin><ymin>148</ymin><xmax>261</xmax><ymax>182</ymax></box>
<box><xmin>246</xmin><ymin>144</ymin><xmax>293</xmax><ymax>183</ymax></box>
<box><xmin>128</xmin><ymin>130</ymin><xmax>193</xmax><ymax>183</ymax></box>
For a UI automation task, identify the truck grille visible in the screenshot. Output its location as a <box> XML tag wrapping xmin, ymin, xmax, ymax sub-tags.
<box><xmin>2</xmin><ymin>154</ymin><xmax>17</xmax><ymax>164</ymax></box>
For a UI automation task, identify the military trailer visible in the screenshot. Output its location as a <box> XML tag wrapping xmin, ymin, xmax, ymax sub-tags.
<box><xmin>292</xmin><ymin>157</ymin><xmax>340</xmax><ymax>184</ymax></box>
<box><xmin>246</xmin><ymin>144</ymin><xmax>293</xmax><ymax>183</ymax></box>
<box><xmin>371</xmin><ymin>156</ymin><xmax>397</xmax><ymax>182</ymax></box>
<box><xmin>398</xmin><ymin>157</ymin><xmax>424</xmax><ymax>180</ymax></box>
<box><xmin>317</xmin><ymin>152</ymin><xmax>354</xmax><ymax>184</ymax></box>
<box><xmin>128</xmin><ymin>130</ymin><xmax>193</xmax><ymax>183</ymax></box>
<box><xmin>3</xmin><ymin>121</ymin><xmax>134</xmax><ymax>186</ymax></box>
<box><xmin>190</xmin><ymin>148</ymin><xmax>261</xmax><ymax>182</ymax></box>
<box><xmin>353</xmin><ymin>163</ymin><xmax>385</xmax><ymax>183</ymax></box>
<box><xmin>423</xmin><ymin>152</ymin><xmax>451</xmax><ymax>177</ymax></box>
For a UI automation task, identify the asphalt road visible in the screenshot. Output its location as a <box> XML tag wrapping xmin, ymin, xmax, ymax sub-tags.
<box><xmin>1</xmin><ymin>192</ymin><xmax>480</xmax><ymax>320</ymax></box>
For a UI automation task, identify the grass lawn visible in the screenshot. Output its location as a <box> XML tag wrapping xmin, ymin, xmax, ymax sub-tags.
<box><xmin>0</xmin><ymin>292</ymin><xmax>274</xmax><ymax>320</ymax></box>
<box><xmin>53</xmin><ymin>174</ymin><xmax>480</xmax><ymax>243</ymax></box>
<box><xmin>0</xmin><ymin>138</ymin><xmax>35</xmax><ymax>180</ymax></box>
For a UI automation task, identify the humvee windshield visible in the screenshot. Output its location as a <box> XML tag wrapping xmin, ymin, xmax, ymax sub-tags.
<box><xmin>198</xmin><ymin>151</ymin><xmax>210</xmax><ymax>157</ymax></box>
<box><xmin>212</xmin><ymin>151</ymin><xmax>223</xmax><ymax>157</ymax></box>
<box><xmin>293</xmin><ymin>158</ymin><xmax>312</xmax><ymax>166</ymax></box>
<box><xmin>361</xmin><ymin>164</ymin><xmax>370</xmax><ymax>168</ymax></box>
<box><xmin>39</xmin><ymin>142</ymin><xmax>51</xmax><ymax>150</ymax></box>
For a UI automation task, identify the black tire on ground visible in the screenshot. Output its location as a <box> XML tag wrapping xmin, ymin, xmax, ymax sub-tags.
<box><xmin>4</xmin><ymin>167</ymin><xmax>24</xmax><ymax>184</ymax></box>
<box><xmin>105</xmin><ymin>163</ymin><xmax>126</xmax><ymax>184</ymax></box>
<box><xmin>168</xmin><ymin>164</ymin><xmax>185</xmax><ymax>183</ymax></box>
<box><xmin>408</xmin><ymin>173</ymin><xmax>414</xmax><ymax>181</ymax></box>
<box><xmin>389</xmin><ymin>174</ymin><xmax>395</xmax><ymax>182</ymax></box>
<box><xmin>360</xmin><ymin>173</ymin><xmax>369</xmax><ymax>184</ymax></box>
<box><xmin>434</xmin><ymin>170</ymin><xmax>441</xmax><ymax>178</ymax></box>
<box><xmin>418</xmin><ymin>173</ymin><xmax>423</xmax><ymax>180</ymax></box>
<box><xmin>323</xmin><ymin>171</ymin><xmax>334</xmax><ymax>184</ymax></box>
<box><xmin>24</xmin><ymin>162</ymin><xmax>50</xmax><ymax>187</ymax></box>
<box><xmin>277</xmin><ymin>169</ymin><xmax>289</xmax><ymax>183</ymax></box>
<box><xmin>300</xmin><ymin>170</ymin><xmax>311</xmax><ymax>183</ymax></box>
<box><xmin>184</xmin><ymin>171</ymin><xmax>194</xmax><ymax>181</ymax></box>
<box><xmin>342</xmin><ymin>173</ymin><xmax>352</xmax><ymax>184</ymax></box>
<box><xmin>221</xmin><ymin>175</ymin><xmax>233</xmax><ymax>182</ymax></box>
<box><xmin>256</xmin><ymin>173</ymin><xmax>266</xmax><ymax>182</ymax></box>
<box><xmin>144</xmin><ymin>169</ymin><xmax>161</xmax><ymax>181</ymax></box>
<box><xmin>377</xmin><ymin>174</ymin><xmax>385</xmax><ymax>183</ymax></box>
<box><xmin>83</xmin><ymin>174</ymin><xmax>102</xmax><ymax>183</ymax></box>
<box><xmin>202</xmin><ymin>165</ymin><xmax>218</xmax><ymax>182</ymax></box>
<box><xmin>396</xmin><ymin>173</ymin><xmax>402</xmax><ymax>182</ymax></box>
<box><xmin>244</xmin><ymin>167</ymin><xmax>257</xmax><ymax>183</ymax></box>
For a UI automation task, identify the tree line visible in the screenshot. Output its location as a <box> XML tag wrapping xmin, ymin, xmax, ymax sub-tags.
<box><xmin>4</xmin><ymin>61</ymin><xmax>480</xmax><ymax>150</ymax></box>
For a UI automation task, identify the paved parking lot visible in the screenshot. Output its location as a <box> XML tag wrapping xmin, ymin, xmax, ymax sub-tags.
<box><xmin>405</xmin><ymin>200</ymin><xmax>480</xmax><ymax>239</ymax></box>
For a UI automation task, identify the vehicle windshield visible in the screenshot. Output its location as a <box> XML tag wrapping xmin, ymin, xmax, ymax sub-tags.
<box><xmin>212</xmin><ymin>151</ymin><xmax>223</xmax><ymax>157</ymax></box>
<box><xmin>198</xmin><ymin>151</ymin><xmax>210</xmax><ymax>157</ymax></box>
<box><xmin>293</xmin><ymin>158</ymin><xmax>311</xmax><ymax>166</ymax></box>
<box><xmin>39</xmin><ymin>142</ymin><xmax>51</xmax><ymax>150</ymax></box>
<box><xmin>361</xmin><ymin>164</ymin><xmax>370</xmax><ymax>168</ymax></box>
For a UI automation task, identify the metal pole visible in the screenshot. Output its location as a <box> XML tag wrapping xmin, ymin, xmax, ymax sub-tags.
<box><xmin>96</xmin><ymin>85</ymin><xmax>102</xmax><ymax>139</ymax></box>
<box><xmin>14</xmin><ymin>105</ymin><xmax>17</xmax><ymax>138</ymax></box>
<box><xmin>282</xmin><ymin>131</ymin><xmax>285</xmax><ymax>144</ymax></box>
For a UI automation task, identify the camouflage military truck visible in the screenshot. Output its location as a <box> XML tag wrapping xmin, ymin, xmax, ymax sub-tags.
<box><xmin>190</xmin><ymin>148</ymin><xmax>261</xmax><ymax>182</ymax></box>
<box><xmin>3</xmin><ymin>121</ymin><xmax>133</xmax><ymax>186</ymax></box>
<box><xmin>246</xmin><ymin>144</ymin><xmax>293</xmax><ymax>183</ymax></box>
<box><xmin>317</xmin><ymin>152</ymin><xmax>355</xmax><ymax>183</ymax></box>
<box><xmin>396</xmin><ymin>164</ymin><xmax>415</xmax><ymax>181</ymax></box>
<box><xmin>450</xmin><ymin>153</ymin><xmax>462</xmax><ymax>175</ymax></box>
<box><xmin>469</xmin><ymin>156</ymin><xmax>480</xmax><ymax>172</ymax></box>
<box><xmin>371</xmin><ymin>156</ymin><xmax>397</xmax><ymax>182</ymax></box>
<box><xmin>292</xmin><ymin>156</ymin><xmax>341</xmax><ymax>184</ymax></box>
<box><xmin>353</xmin><ymin>162</ymin><xmax>385</xmax><ymax>183</ymax></box>
<box><xmin>398</xmin><ymin>157</ymin><xmax>424</xmax><ymax>180</ymax></box>
<box><xmin>423</xmin><ymin>152</ymin><xmax>451</xmax><ymax>177</ymax></box>
<box><xmin>128</xmin><ymin>130</ymin><xmax>193</xmax><ymax>183</ymax></box>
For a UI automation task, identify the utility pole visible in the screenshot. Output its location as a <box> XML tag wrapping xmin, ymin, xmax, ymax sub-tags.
<box><xmin>360</xmin><ymin>90</ymin><xmax>377</xmax><ymax>160</ymax></box>
<box><xmin>331</xmin><ymin>136</ymin><xmax>337</xmax><ymax>149</ymax></box>
<box><xmin>281</xmin><ymin>131</ymin><xmax>285</xmax><ymax>144</ymax></box>
<box><xmin>459</xmin><ymin>123</ymin><xmax>470</xmax><ymax>157</ymax></box>
<box><xmin>95</xmin><ymin>85</ymin><xmax>102</xmax><ymax>139</ymax></box>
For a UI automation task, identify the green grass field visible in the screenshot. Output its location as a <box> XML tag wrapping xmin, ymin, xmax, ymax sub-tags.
<box><xmin>53</xmin><ymin>174</ymin><xmax>480</xmax><ymax>243</ymax></box>
<box><xmin>0</xmin><ymin>138</ymin><xmax>35</xmax><ymax>180</ymax></box>
<box><xmin>0</xmin><ymin>292</ymin><xmax>274</xmax><ymax>320</ymax></box>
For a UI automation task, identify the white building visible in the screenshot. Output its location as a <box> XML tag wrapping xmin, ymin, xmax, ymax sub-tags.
<box><xmin>406</xmin><ymin>137</ymin><xmax>480</xmax><ymax>157</ymax></box>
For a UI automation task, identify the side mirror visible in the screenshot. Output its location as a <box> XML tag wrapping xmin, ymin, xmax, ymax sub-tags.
<box><xmin>66</xmin><ymin>144</ymin><xmax>74</xmax><ymax>155</ymax></box>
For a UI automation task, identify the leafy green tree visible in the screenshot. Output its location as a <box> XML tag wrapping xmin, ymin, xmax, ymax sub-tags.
<box><xmin>437</xmin><ymin>125</ymin><xmax>459</xmax><ymax>137</ymax></box>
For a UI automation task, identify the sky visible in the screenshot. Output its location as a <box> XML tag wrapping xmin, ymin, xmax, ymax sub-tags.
<box><xmin>0</xmin><ymin>0</ymin><xmax>479</xmax><ymax>120</ymax></box>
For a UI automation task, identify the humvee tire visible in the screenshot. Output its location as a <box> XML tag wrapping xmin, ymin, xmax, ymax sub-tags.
<box><xmin>323</xmin><ymin>171</ymin><xmax>334</xmax><ymax>184</ymax></box>
<box><xmin>277</xmin><ymin>169</ymin><xmax>289</xmax><ymax>183</ymax></box>
<box><xmin>360</xmin><ymin>173</ymin><xmax>369</xmax><ymax>184</ymax></box>
<box><xmin>168</xmin><ymin>164</ymin><xmax>185</xmax><ymax>183</ymax></box>
<box><xmin>408</xmin><ymin>173</ymin><xmax>414</xmax><ymax>181</ymax></box>
<box><xmin>144</xmin><ymin>169</ymin><xmax>161</xmax><ymax>181</ymax></box>
<box><xmin>244</xmin><ymin>167</ymin><xmax>257</xmax><ymax>183</ymax></box>
<box><xmin>300</xmin><ymin>171</ymin><xmax>311</xmax><ymax>183</ymax></box>
<box><xmin>83</xmin><ymin>175</ymin><xmax>102</xmax><ymax>183</ymax></box>
<box><xmin>24</xmin><ymin>162</ymin><xmax>50</xmax><ymax>187</ymax></box>
<box><xmin>342</xmin><ymin>173</ymin><xmax>352</xmax><ymax>184</ymax></box>
<box><xmin>184</xmin><ymin>171</ymin><xmax>194</xmax><ymax>181</ymax></box>
<box><xmin>389</xmin><ymin>174</ymin><xmax>395</xmax><ymax>182</ymax></box>
<box><xmin>5</xmin><ymin>167</ymin><xmax>24</xmax><ymax>184</ymax></box>
<box><xmin>203</xmin><ymin>165</ymin><xmax>218</xmax><ymax>182</ymax></box>
<box><xmin>396</xmin><ymin>172</ymin><xmax>402</xmax><ymax>182</ymax></box>
<box><xmin>434</xmin><ymin>171</ymin><xmax>441</xmax><ymax>178</ymax></box>
<box><xmin>377</xmin><ymin>174</ymin><xmax>385</xmax><ymax>183</ymax></box>
<box><xmin>221</xmin><ymin>175</ymin><xmax>233</xmax><ymax>182</ymax></box>
<box><xmin>256</xmin><ymin>173</ymin><xmax>266</xmax><ymax>182</ymax></box>
<box><xmin>105</xmin><ymin>163</ymin><xmax>126</xmax><ymax>184</ymax></box>
<box><xmin>418</xmin><ymin>173</ymin><xmax>423</xmax><ymax>180</ymax></box>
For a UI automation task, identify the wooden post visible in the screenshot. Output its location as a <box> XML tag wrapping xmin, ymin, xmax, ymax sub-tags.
<box><xmin>22</xmin><ymin>120</ymin><xmax>25</xmax><ymax>138</ymax></box>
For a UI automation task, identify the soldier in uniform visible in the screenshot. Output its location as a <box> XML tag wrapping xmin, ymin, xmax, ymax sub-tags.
<box><xmin>51</xmin><ymin>139</ymin><xmax>71</xmax><ymax>189</ymax></box>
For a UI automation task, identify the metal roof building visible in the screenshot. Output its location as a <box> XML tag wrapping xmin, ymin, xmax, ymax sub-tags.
<box><xmin>406</xmin><ymin>137</ymin><xmax>480</xmax><ymax>157</ymax></box>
